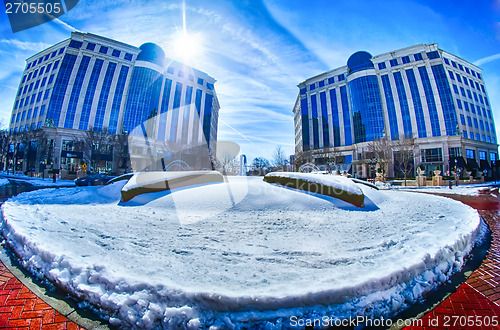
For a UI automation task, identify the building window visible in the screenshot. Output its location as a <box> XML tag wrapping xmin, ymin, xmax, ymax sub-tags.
<box><xmin>328</xmin><ymin>77</ymin><xmax>335</xmax><ymax>84</ymax></box>
<box><xmin>389</xmin><ymin>59</ymin><xmax>398</xmax><ymax>67</ymax></box>
<box><xmin>309</xmin><ymin>84</ymin><xmax>316</xmax><ymax>91</ymax></box>
<box><xmin>463</xmin><ymin>131</ymin><xmax>468</xmax><ymax>139</ymax></box>
<box><xmin>456</xmin><ymin>74</ymin><xmax>462</xmax><ymax>83</ymax></box>
<box><xmin>457</xmin><ymin>99</ymin><xmax>462</xmax><ymax>109</ymax></box>
<box><xmin>33</xmin><ymin>107</ymin><xmax>38</xmax><ymax>117</ymax></box>
<box><xmin>48</xmin><ymin>74</ymin><xmax>55</xmax><ymax>85</ymax></box>
<box><xmin>86</xmin><ymin>43</ymin><xmax>96</xmax><ymax>51</ymax></box>
<box><xmin>473</xmin><ymin>118</ymin><xmax>478</xmax><ymax>128</ymax></box>
<box><xmin>460</xmin><ymin>114</ymin><xmax>466</xmax><ymax>125</ymax></box>
<box><xmin>318</xmin><ymin>81</ymin><xmax>325</xmax><ymax>87</ymax></box>
<box><xmin>53</xmin><ymin>61</ymin><xmax>60</xmax><ymax>70</ymax></box>
<box><xmin>414</xmin><ymin>53</ymin><xmax>423</xmax><ymax>61</ymax></box>
<box><xmin>427</xmin><ymin>51</ymin><xmax>439</xmax><ymax>59</ymax></box>
<box><xmin>124</xmin><ymin>53</ymin><xmax>133</xmax><ymax>61</ymax></box>
<box><xmin>490</xmin><ymin>152</ymin><xmax>497</xmax><ymax>161</ymax></box>
<box><xmin>467</xmin><ymin>116</ymin><xmax>472</xmax><ymax>126</ymax></box>
<box><xmin>167</xmin><ymin>67</ymin><xmax>174</xmax><ymax>74</ymax></box>
<box><xmin>458</xmin><ymin>63</ymin><xmax>464</xmax><ymax>71</ymax></box>
<box><xmin>444</xmin><ymin>58</ymin><xmax>450</xmax><ymax>65</ymax></box>
<box><xmin>50</xmin><ymin>51</ymin><xmax>56</xmax><ymax>58</ymax></box>
<box><xmin>448</xmin><ymin>70</ymin><xmax>455</xmax><ymax>80</ymax></box>
<box><xmin>197</xmin><ymin>78</ymin><xmax>204</xmax><ymax>85</ymax></box>
<box><xmin>338</xmin><ymin>74</ymin><xmax>345</xmax><ymax>81</ymax></box>
<box><xmin>402</xmin><ymin>56</ymin><xmax>410</xmax><ymax>64</ymax></box>
<box><xmin>40</xmin><ymin>105</ymin><xmax>45</xmax><ymax>116</ymax></box>
<box><xmin>112</xmin><ymin>49</ymin><xmax>121</xmax><ymax>57</ymax></box>
<box><xmin>68</xmin><ymin>40</ymin><xmax>83</xmax><ymax>49</ymax></box>
<box><xmin>378</xmin><ymin>62</ymin><xmax>386</xmax><ymax>70</ymax></box>
<box><xmin>476</xmin><ymin>133</ymin><xmax>480</xmax><ymax>140</ymax></box>
<box><xmin>466</xmin><ymin>149</ymin><xmax>475</xmax><ymax>159</ymax></box>
<box><xmin>58</xmin><ymin>47</ymin><xmax>65</xmax><ymax>54</ymax></box>
<box><xmin>99</xmin><ymin>46</ymin><xmax>108</xmax><ymax>54</ymax></box>
<box><xmin>452</xmin><ymin>84</ymin><xmax>459</xmax><ymax>94</ymax></box>
<box><xmin>465</xmin><ymin>67</ymin><xmax>470</xmax><ymax>74</ymax></box>
<box><xmin>422</xmin><ymin>148</ymin><xmax>443</xmax><ymax>162</ymax></box>
<box><xmin>299</xmin><ymin>88</ymin><xmax>306</xmax><ymax>95</ymax></box>
<box><xmin>207</xmin><ymin>82</ymin><xmax>214</xmax><ymax>90</ymax></box>
<box><xmin>37</xmin><ymin>122</ymin><xmax>42</xmax><ymax>129</ymax></box>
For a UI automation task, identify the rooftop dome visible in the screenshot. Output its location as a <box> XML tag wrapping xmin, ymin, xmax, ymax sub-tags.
<box><xmin>347</xmin><ymin>51</ymin><xmax>374</xmax><ymax>74</ymax></box>
<box><xmin>136</xmin><ymin>43</ymin><xmax>166</xmax><ymax>67</ymax></box>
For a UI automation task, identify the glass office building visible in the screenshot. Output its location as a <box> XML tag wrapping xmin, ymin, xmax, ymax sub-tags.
<box><xmin>294</xmin><ymin>44</ymin><xmax>498</xmax><ymax>178</ymax></box>
<box><xmin>9</xmin><ymin>32</ymin><xmax>219</xmax><ymax>174</ymax></box>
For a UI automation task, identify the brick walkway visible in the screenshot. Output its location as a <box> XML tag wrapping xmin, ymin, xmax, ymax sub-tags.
<box><xmin>404</xmin><ymin>193</ymin><xmax>500</xmax><ymax>329</ymax></box>
<box><xmin>0</xmin><ymin>261</ymin><xmax>82</xmax><ymax>329</ymax></box>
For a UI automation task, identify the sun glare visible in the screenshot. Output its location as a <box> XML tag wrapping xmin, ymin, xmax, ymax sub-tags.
<box><xmin>173</xmin><ymin>31</ymin><xmax>204</xmax><ymax>63</ymax></box>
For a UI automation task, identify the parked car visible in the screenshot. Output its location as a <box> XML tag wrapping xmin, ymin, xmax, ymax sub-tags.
<box><xmin>75</xmin><ymin>174</ymin><xmax>114</xmax><ymax>186</ymax></box>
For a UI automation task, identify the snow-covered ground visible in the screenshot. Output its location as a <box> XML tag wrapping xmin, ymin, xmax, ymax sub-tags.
<box><xmin>0</xmin><ymin>172</ymin><xmax>75</xmax><ymax>187</ymax></box>
<box><xmin>0</xmin><ymin>178</ymin><xmax>10</xmax><ymax>186</ymax></box>
<box><xmin>1</xmin><ymin>176</ymin><xmax>483</xmax><ymax>328</ymax></box>
<box><xmin>397</xmin><ymin>184</ymin><xmax>495</xmax><ymax>196</ymax></box>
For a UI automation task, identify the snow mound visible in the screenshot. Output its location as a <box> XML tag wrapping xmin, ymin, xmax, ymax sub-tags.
<box><xmin>264</xmin><ymin>172</ymin><xmax>364</xmax><ymax>207</ymax></box>
<box><xmin>0</xmin><ymin>178</ymin><xmax>10</xmax><ymax>186</ymax></box>
<box><xmin>121</xmin><ymin>171</ymin><xmax>223</xmax><ymax>202</ymax></box>
<box><xmin>1</xmin><ymin>177</ymin><xmax>483</xmax><ymax>328</ymax></box>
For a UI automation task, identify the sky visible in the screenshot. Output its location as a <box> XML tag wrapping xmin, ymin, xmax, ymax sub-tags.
<box><xmin>0</xmin><ymin>0</ymin><xmax>499</xmax><ymax>162</ymax></box>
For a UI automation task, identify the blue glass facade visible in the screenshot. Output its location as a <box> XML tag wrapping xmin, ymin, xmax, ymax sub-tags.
<box><xmin>405</xmin><ymin>69</ymin><xmax>427</xmax><ymax>138</ymax></box>
<box><xmin>79</xmin><ymin>59</ymin><xmax>104</xmax><ymax>130</ymax></box>
<box><xmin>393</xmin><ymin>72</ymin><xmax>412</xmax><ymax>138</ymax></box>
<box><xmin>300</xmin><ymin>97</ymin><xmax>310</xmax><ymax>150</ymax></box>
<box><xmin>381</xmin><ymin>75</ymin><xmax>399</xmax><ymax>140</ymax></box>
<box><xmin>310</xmin><ymin>94</ymin><xmax>319</xmax><ymax>149</ymax></box>
<box><xmin>319</xmin><ymin>91</ymin><xmax>329</xmax><ymax>148</ymax></box>
<box><xmin>93</xmin><ymin>62</ymin><xmax>117</xmax><ymax>132</ymax></box>
<box><xmin>418</xmin><ymin>66</ymin><xmax>441</xmax><ymax>137</ymax></box>
<box><xmin>431</xmin><ymin>65</ymin><xmax>458</xmax><ymax>136</ymax></box>
<box><xmin>349</xmin><ymin>75</ymin><xmax>385</xmax><ymax>143</ymax></box>
<box><xmin>340</xmin><ymin>86</ymin><xmax>352</xmax><ymax>146</ymax></box>
<box><xmin>64</xmin><ymin>56</ymin><xmax>91</xmax><ymax>129</ymax></box>
<box><xmin>46</xmin><ymin>54</ymin><xmax>77</xmax><ymax>126</ymax></box>
<box><xmin>108</xmin><ymin>66</ymin><xmax>130</xmax><ymax>134</ymax></box>
<box><xmin>122</xmin><ymin>67</ymin><xmax>162</xmax><ymax>134</ymax></box>
<box><xmin>328</xmin><ymin>89</ymin><xmax>341</xmax><ymax>147</ymax></box>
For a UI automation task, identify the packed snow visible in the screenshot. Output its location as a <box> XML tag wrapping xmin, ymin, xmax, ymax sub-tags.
<box><xmin>265</xmin><ymin>172</ymin><xmax>364</xmax><ymax>196</ymax></box>
<box><xmin>0</xmin><ymin>178</ymin><xmax>10</xmax><ymax>186</ymax></box>
<box><xmin>1</xmin><ymin>176</ymin><xmax>484</xmax><ymax>328</ymax></box>
<box><xmin>0</xmin><ymin>172</ymin><xmax>75</xmax><ymax>187</ymax></box>
<box><xmin>398</xmin><ymin>184</ymin><xmax>496</xmax><ymax>196</ymax></box>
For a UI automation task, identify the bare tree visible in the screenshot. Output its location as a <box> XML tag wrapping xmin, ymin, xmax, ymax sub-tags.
<box><xmin>216</xmin><ymin>152</ymin><xmax>238</xmax><ymax>175</ymax></box>
<box><xmin>81</xmin><ymin>127</ymin><xmax>112</xmax><ymax>173</ymax></box>
<box><xmin>272</xmin><ymin>145</ymin><xmax>289</xmax><ymax>171</ymax></box>
<box><xmin>393</xmin><ymin>137</ymin><xmax>416</xmax><ymax>184</ymax></box>
<box><xmin>367</xmin><ymin>137</ymin><xmax>393</xmax><ymax>181</ymax></box>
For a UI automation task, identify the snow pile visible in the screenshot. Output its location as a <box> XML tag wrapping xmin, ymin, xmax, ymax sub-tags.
<box><xmin>1</xmin><ymin>177</ymin><xmax>484</xmax><ymax>328</ymax></box>
<box><xmin>0</xmin><ymin>173</ymin><xmax>75</xmax><ymax>187</ymax></box>
<box><xmin>121</xmin><ymin>171</ymin><xmax>223</xmax><ymax>202</ymax></box>
<box><xmin>0</xmin><ymin>178</ymin><xmax>10</xmax><ymax>186</ymax></box>
<box><xmin>399</xmin><ymin>184</ymin><xmax>495</xmax><ymax>196</ymax></box>
<box><xmin>264</xmin><ymin>172</ymin><xmax>364</xmax><ymax>207</ymax></box>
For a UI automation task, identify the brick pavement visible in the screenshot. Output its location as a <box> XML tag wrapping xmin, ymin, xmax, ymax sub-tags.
<box><xmin>0</xmin><ymin>261</ymin><xmax>82</xmax><ymax>329</ymax></box>
<box><xmin>404</xmin><ymin>193</ymin><xmax>500</xmax><ymax>329</ymax></box>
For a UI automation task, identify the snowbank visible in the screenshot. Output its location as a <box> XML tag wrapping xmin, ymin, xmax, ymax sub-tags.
<box><xmin>0</xmin><ymin>178</ymin><xmax>10</xmax><ymax>186</ymax></box>
<box><xmin>264</xmin><ymin>172</ymin><xmax>364</xmax><ymax>207</ymax></box>
<box><xmin>121</xmin><ymin>171</ymin><xmax>223</xmax><ymax>202</ymax></box>
<box><xmin>1</xmin><ymin>177</ymin><xmax>483</xmax><ymax>328</ymax></box>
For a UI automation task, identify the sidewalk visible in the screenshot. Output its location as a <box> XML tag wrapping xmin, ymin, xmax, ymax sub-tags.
<box><xmin>404</xmin><ymin>194</ymin><xmax>500</xmax><ymax>329</ymax></box>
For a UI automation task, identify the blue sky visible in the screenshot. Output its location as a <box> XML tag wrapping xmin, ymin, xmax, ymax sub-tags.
<box><xmin>0</xmin><ymin>0</ymin><xmax>499</xmax><ymax>162</ymax></box>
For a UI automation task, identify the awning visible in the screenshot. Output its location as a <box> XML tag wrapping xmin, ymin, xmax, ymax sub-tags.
<box><xmin>466</xmin><ymin>158</ymin><xmax>480</xmax><ymax>170</ymax></box>
<box><xmin>480</xmin><ymin>159</ymin><xmax>491</xmax><ymax>171</ymax></box>
<box><xmin>450</xmin><ymin>156</ymin><xmax>466</xmax><ymax>169</ymax></box>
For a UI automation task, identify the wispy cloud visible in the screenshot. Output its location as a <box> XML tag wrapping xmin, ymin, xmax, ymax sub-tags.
<box><xmin>473</xmin><ymin>53</ymin><xmax>500</xmax><ymax>66</ymax></box>
<box><xmin>0</xmin><ymin>39</ymin><xmax>50</xmax><ymax>51</ymax></box>
<box><xmin>52</xmin><ymin>18</ymin><xmax>80</xmax><ymax>33</ymax></box>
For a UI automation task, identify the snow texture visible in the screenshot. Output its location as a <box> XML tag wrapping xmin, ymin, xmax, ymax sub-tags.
<box><xmin>0</xmin><ymin>178</ymin><xmax>10</xmax><ymax>186</ymax></box>
<box><xmin>265</xmin><ymin>172</ymin><xmax>363</xmax><ymax>196</ymax></box>
<box><xmin>1</xmin><ymin>176</ymin><xmax>483</xmax><ymax>328</ymax></box>
<box><xmin>0</xmin><ymin>172</ymin><xmax>75</xmax><ymax>187</ymax></box>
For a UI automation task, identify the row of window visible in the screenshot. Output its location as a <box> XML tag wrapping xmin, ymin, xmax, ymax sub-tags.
<box><xmin>25</xmin><ymin>47</ymin><xmax>65</xmax><ymax>70</ymax></box>
<box><xmin>452</xmin><ymin>85</ymin><xmax>489</xmax><ymax>108</ymax></box>
<box><xmin>10</xmin><ymin>122</ymin><xmax>43</xmax><ymax>134</ymax></box>
<box><xmin>456</xmin><ymin>99</ymin><xmax>492</xmax><ymax>122</ymax></box>
<box><xmin>459</xmin><ymin>114</ymin><xmax>495</xmax><ymax>133</ymax></box>
<box><xmin>423</xmin><ymin>147</ymin><xmax>497</xmax><ymax>163</ymax></box>
<box><xmin>444</xmin><ymin>57</ymin><xmax>482</xmax><ymax>80</ymax></box>
<box><xmin>462</xmin><ymin>131</ymin><xmax>496</xmax><ymax>144</ymax></box>
<box><xmin>12</xmin><ymin>105</ymin><xmax>46</xmax><ymax>124</ymax></box>
<box><xmin>301</xmin><ymin>74</ymin><xmax>346</xmax><ymax>94</ymax></box>
<box><xmin>449</xmin><ymin>70</ymin><xmax>487</xmax><ymax>97</ymax></box>
<box><xmin>377</xmin><ymin>51</ymin><xmax>439</xmax><ymax>70</ymax></box>
<box><xmin>21</xmin><ymin>60</ymin><xmax>59</xmax><ymax>87</ymax></box>
<box><xmin>14</xmin><ymin>89</ymin><xmax>51</xmax><ymax>112</ymax></box>
<box><xmin>69</xmin><ymin>40</ymin><xmax>134</xmax><ymax>61</ymax></box>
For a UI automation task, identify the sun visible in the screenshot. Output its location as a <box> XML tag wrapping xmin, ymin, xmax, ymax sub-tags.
<box><xmin>173</xmin><ymin>31</ymin><xmax>204</xmax><ymax>63</ymax></box>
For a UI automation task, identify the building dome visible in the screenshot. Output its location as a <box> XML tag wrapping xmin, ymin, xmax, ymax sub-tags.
<box><xmin>136</xmin><ymin>43</ymin><xmax>166</xmax><ymax>67</ymax></box>
<box><xmin>347</xmin><ymin>51</ymin><xmax>374</xmax><ymax>74</ymax></box>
